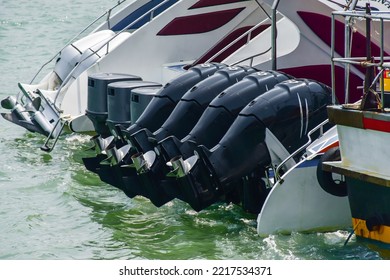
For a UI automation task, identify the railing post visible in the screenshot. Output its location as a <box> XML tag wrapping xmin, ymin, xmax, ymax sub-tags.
<box><xmin>331</xmin><ymin>13</ymin><xmax>336</xmax><ymax>105</ymax></box>
<box><xmin>271</xmin><ymin>0</ymin><xmax>280</xmax><ymax>71</ymax></box>
<box><xmin>380</xmin><ymin>18</ymin><xmax>385</xmax><ymax>109</ymax></box>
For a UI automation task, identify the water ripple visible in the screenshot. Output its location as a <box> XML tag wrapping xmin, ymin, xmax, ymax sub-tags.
<box><xmin>0</xmin><ymin>0</ymin><xmax>387</xmax><ymax>261</ymax></box>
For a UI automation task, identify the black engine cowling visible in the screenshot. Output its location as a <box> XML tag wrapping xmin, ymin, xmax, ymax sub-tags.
<box><xmin>82</xmin><ymin>63</ymin><xmax>224</xmax><ymax>175</ymax></box>
<box><xmin>159</xmin><ymin>70</ymin><xmax>292</xmax><ymax>161</ymax></box>
<box><xmin>172</xmin><ymin>79</ymin><xmax>332</xmax><ymax>212</ymax></box>
<box><xmin>129</xmin><ymin>65</ymin><xmax>257</xmax><ymax>153</ymax></box>
<box><xmin>122</xmin><ymin>63</ymin><xmax>226</xmax><ymax>140</ymax></box>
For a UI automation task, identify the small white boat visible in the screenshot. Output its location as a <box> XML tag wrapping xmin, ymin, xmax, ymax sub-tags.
<box><xmin>257</xmin><ymin>0</ymin><xmax>390</xmax><ymax>236</ymax></box>
<box><xmin>257</xmin><ymin>125</ymin><xmax>351</xmax><ymax>236</ymax></box>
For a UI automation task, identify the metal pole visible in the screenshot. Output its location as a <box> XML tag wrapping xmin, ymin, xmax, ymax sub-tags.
<box><xmin>344</xmin><ymin>16</ymin><xmax>351</xmax><ymax>103</ymax></box>
<box><xmin>331</xmin><ymin>13</ymin><xmax>336</xmax><ymax>104</ymax></box>
<box><xmin>381</xmin><ymin>18</ymin><xmax>385</xmax><ymax>109</ymax></box>
<box><xmin>364</xmin><ymin>3</ymin><xmax>373</xmax><ymax>94</ymax></box>
<box><xmin>271</xmin><ymin>0</ymin><xmax>280</xmax><ymax>70</ymax></box>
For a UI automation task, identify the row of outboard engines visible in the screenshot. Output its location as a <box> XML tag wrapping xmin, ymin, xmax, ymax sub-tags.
<box><xmin>83</xmin><ymin>63</ymin><xmax>333</xmax><ymax>214</ymax></box>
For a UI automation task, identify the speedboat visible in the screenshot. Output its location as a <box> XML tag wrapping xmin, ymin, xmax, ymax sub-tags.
<box><xmin>5</xmin><ymin>0</ymin><xmax>390</xmax><ymax>238</ymax></box>
<box><xmin>81</xmin><ymin>0</ymin><xmax>390</xmax><ymax>237</ymax></box>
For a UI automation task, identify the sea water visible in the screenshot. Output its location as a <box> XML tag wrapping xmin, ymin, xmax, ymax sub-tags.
<box><xmin>0</xmin><ymin>0</ymin><xmax>385</xmax><ymax>260</ymax></box>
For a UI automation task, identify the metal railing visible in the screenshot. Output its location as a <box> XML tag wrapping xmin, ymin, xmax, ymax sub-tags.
<box><xmin>331</xmin><ymin>9</ymin><xmax>390</xmax><ymax>108</ymax></box>
<box><xmin>40</xmin><ymin>0</ymin><xmax>176</xmax><ymax>152</ymax></box>
<box><xmin>205</xmin><ymin>17</ymin><xmax>273</xmax><ymax>67</ymax></box>
<box><xmin>29</xmin><ymin>0</ymin><xmax>128</xmax><ymax>85</ymax></box>
<box><xmin>195</xmin><ymin>3</ymin><xmax>276</xmax><ymax>68</ymax></box>
<box><xmin>53</xmin><ymin>0</ymin><xmax>174</xmax><ymax>104</ymax></box>
<box><xmin>274</xmin><ymin>119</ymin><xmax>329</xmax><ymax>181</ymax></box>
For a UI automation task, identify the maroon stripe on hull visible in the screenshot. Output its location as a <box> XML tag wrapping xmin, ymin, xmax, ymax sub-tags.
<box><xmin>363</xmin><ymin>117</ymin><xmax>390</xmax><ymax>133</ymax></box>
<box><xmin>281</xmin><ymin>65</ymin><xmax>363</xmax><ymax>103</ymax></box>
<box><xmin>157</xmin><ymin>8</ymin><xmax>244</xmax><ymax>35</ymax></box>
<box><xmin>190</xmin><ymin>0</ymin><xmax>247</xmax><ymax>9</ymax></box>
<box><xmin>297</xmin><ymin>11</ymin><xmax>388</xmax><ymax>58</ymax></box>
<box><xmin>193</xmin><ymin>24</ymin><xmax>270</xmax><ymax>65</ymax></box>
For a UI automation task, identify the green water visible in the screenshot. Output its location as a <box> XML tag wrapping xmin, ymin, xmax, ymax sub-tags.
<box><xmin>0</xmin><ymin>0</ymin><xmax>385</xmax><ymax>260</ymax></box>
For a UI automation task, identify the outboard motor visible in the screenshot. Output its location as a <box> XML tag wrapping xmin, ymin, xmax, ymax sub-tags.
<box><xmin>131</xmin><ymin>70</ymin><xmax>291</xmax><ymax>205</ymax></box>
<box><xmin>159</xmin><ymin>71</ymin><xmax>292</xmax><ymax>162</ymax></box>
<box><xmin>89</xmin><ymin>63</ymin><xmax>226</xmax><ymax>157</ymax></box>
<box><xmin>122</xmin><ymin>63</ymin><xmax>226</xmax><ymax>140</ymax></box>
<box><xmin>131</xmin><ymin>87</ymin><xmax>162</xmax><ymax>123</ymax></box>
<box><xmin>1</xmin><ymin>95</ymin><xmax>51</xmax><ymax>135</ymax></box>
<box><xmin>129</xmin><ymin>66</ymin><xmax>257</xmax><ymax>154</ymax></box>
<box><xmin>82</xmin><ymin>63</ymin><xmax>225</xmax><ymax>191</ymax></box>
<box><xmin>85</xmin><ymin>73</ymin><xmax>142</xmax><ymax>137</ymax></box>
<box><xmin>126</xmin><ymin>66</ymin><xmax>258</xmax><ymax>207</ymax></box>
<box><xmin>106</xmin><ymin>81</ymin><xmax>162</xmax><ymax>137</ymax></box>
<box><xmin>168</xmin><ymin>79</ymin><xmax>332</xmax><ymax>212</ymax></box>
<box><xmin>1</xmin><ymin>31</ymin><xmax>118</xmax><ymax>138</ymax></box>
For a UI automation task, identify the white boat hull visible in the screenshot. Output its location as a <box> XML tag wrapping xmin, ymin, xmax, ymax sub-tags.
<box><xmin>257</xmin><ymin>156</ymin><xmax>351</xmax><ymax>236</ymax></box>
